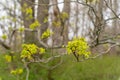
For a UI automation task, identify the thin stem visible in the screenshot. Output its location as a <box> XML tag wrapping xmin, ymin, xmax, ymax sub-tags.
<box><xmin>73</xmin><ymin>52</ymin><xmax>79</xmax><ymax>62</ymax></box>
<box><xmin>26</xmin><ymin>66</ymin><xmax>30</xmax><ymax>80</ymax></box>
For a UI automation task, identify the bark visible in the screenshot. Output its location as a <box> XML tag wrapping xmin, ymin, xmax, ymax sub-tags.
<box><xmin>51</xmin><ymin>0</ymin><xmax>62</xmax><ymax>46</ymax></box>
<box><xmin>62</xmin><ymin>0</ymin><xmax>70</xmax><ymax>44</ymax></box>
<box><xmin>21</xmin><ymin>0</ymin><xmax>37</xmax><ymax>44</ymax></box>
<box><xmin>94</xmin><ymin>0</ymin><xmax>104</xmax><ymax>44</ymax></box>
<box><xmin>37</xmin><ymin>0</ymin><xmax>49</xmax><ymax>35</ymax></box>
<box><xmin>112</xmin><ymin>0</ymin><xmax>118</xmax><ymax>35</ymax></box>
<box><xmin>88</xmin><ymin>0</ymin><xmax>104</xmax><ymax>45</ymax></box>
<box><xmin>21</xmin><ymin>0</ymin><xmax>49</xmax><ymax>46</ymax></box>
<box><xmin>51</xmin><ymin>0</ymin><xmax>70</xmax><ymax>46</ymax></box>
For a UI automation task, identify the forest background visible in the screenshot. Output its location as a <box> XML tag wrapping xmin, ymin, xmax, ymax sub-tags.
<box><xmin>0</xmin><ymin>0</ymin><xmax>120</xmax><ymax>80</ymax></box>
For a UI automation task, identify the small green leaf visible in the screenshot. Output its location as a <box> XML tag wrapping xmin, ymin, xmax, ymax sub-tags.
<box><xmin>41</xmin><ymin>29</ymin><xmax>53</xmax><ymax>39</ymax></box>
<box><xmin>29</xmin><ymin>20</ymin><xmax>41</xmax><ymax>29</ymax></box>
<box><xmin>19</xmin><ymin>27</ymin><xmax>24</xmax><ymax>32</ymax></box>
<box><xmin>1</xmin><ymin>34</ymin><xmax>7</xmax><ymax>40</ymax></box>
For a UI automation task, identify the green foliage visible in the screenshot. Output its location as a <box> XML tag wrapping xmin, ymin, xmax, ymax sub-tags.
<box><xmin>21</xmin><ymin>3</ymin><xmax>33</xmax><ymax>20</ymax></box>
<box><xmin>43</xmin><ymin>17</ymin><xmax>48</xmax><ymax>23</ymax></box>
<box><xmin>10</xmin><ymin>68</ymin><xmax>23</xmax><ymax>75</ymax></box>
<box><xmin>66</xmin><ymin>37</ymin><xmax>90</xmax><ymax>59</ymax></box>
<box><xmin>41</xmin><ymin>29</ymin><xmax>53</xmax><ymax>39</ymax></box>
<box><xmin>52</xmin><ymin>21</ymin><xmax>61</xmax><ymax>27</ymax></box>
<box><xmin>52</xmin><ymin>12</ymin><xmax>68</xmax><ymax>27</ymax></box>
<box><xmin>1</xmin><ymin>52</ymin><xmax>120</xmax><ymax>80</ymax></box>
<box><xmin>4</xmin><ymin>55</ymin><xmax>12</xmax><ymax>62</ymax></box>
<box><xmin>60</xmin><ymin>12</ymin><xmax>69</xmax><ymax>21</ymax></box>
<box><xmin>0</xmin><ymin>53</ymin><xmax>24</xmax><ymax>80</ymax></box>
<box><xmin>20</xmin><ymin>44</ymin><xmax>45</xmax><ymax>60</ymax></box>
<box><xmin>52</xmin><ymin>55</ymin><xmax>120</xmax><ymax>80</ymax></box>
<box><xmin>0</xmin><ymin>77</ymin><xmax>2</xmax><ymax>80</ymax></box>
<box><xmin>29</xmin><ymin>20</ymin><xmax>41</xmax><ymax>30</ymax></box>
<box><xmin>26</xmin><ymin>7</ymin><xmax>32</xmax><ymax>15</ymax></box>
<box><xmin>1</xmin><ymin>34</ymin><xmax>7</xmax><ymax>40</ymax></box>
<box><xmin>39</xmin><ymin>48</ymin><xmax>45</xmax><ymax>54</ymax></box>
<box><xmin>23</xmin><ymin>3</ymin><xmax>27</xmax><ymax>8</ymax></box>
<box><xmin>19</xmin><ymin>27</ymin><xmax>24</xmax><ymax>32</ymax></box>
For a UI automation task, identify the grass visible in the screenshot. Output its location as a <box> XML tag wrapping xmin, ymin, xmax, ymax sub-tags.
<box><xmin>1</xmin><ymin>53</ymin><xmax>120</xmax><ymax>80</ymax></box>
<box><xmin>52</xmin><ymin>55</ymin><xmax>120</xmax><ymax>80</ymax></box>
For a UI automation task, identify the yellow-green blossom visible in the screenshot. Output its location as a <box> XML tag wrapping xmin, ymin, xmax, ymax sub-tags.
<box><xmin>18</xmin><ymin>68</ymin><xmax>23</xmax><ymax>74</ymax></box>
<box><xmin>10</xmin><ymin>70</ymin><xmax>17</xmax><ymax>75</ymax></box>
<box><xmin>41</xmin><ymin>29</ymin><xmax>53</xmax><ymax>39</ymax></box>
<box><xmin>21</xmin><ymin>44</ymin><xmax>46</xmax><ymax>60</ymax></box>
<box><xmin>10</xmin><ymin>68</ymin><xmax>23</xmax><ymax>75</ymax></box>
<box><xmin>21</xmin><ymin>44</ymin><xmax>38</xmax><ymax>59</ymax></box>
<box><xmin>66</xmin><ymin>37</ymin><xmax>91</xmax><ymax>58</ymax></box>
<box><xmin>4</xmin><ymin>55</ymin><xmax>11</xmax><ymax>62</ymax></box>
<box><xmin>39</xmin><ymin>48</ymin><xmax>45</xmax><ymax>54</ymax></box>
<box><xmin>29</xmin><ymin>20</ymin><xmax>41</xmax><ymax>29</ymax></box>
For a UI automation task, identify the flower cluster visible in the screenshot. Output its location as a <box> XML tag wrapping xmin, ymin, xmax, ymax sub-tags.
<box><xmin>20</xmin><ymin>44</ymin><xmax>45</xmax><ymax>60</ymax></box>
<box><xmin>39</xmin><ymin>48</ymin><xmax>45</xmax><ymax>54</ymax></box>
<box><xmin>21</xmin><ymin>3</ymin><xmax>33</xmax><ymax>19</ymax></box>
<box><xmin>4</xmin><ymin>55</ymin><xmax>12</xmax><ymax>62</ymax></box>
<box><xmin>41</xmin><ymin>29</ymin><xmax>53</xmax><ymax>39</ymax></box>
<box><xmin>26</xmin><ymin>7</ymin><xmax>32</xmax><ymax>15</ymax></box>
<box><xmin>29</xmin><ymin>20</ymin><xmax>41</xmax><ymax>29</ymax></box>
<box><xmin>10</xmin><ymin>68</ymin><xmax>23</xmax><ymax>75</ymax></box>
<box><xmin>66</xmin><ymin>37</ymin><xmax>91</xmax><ymax>58</ymax></box>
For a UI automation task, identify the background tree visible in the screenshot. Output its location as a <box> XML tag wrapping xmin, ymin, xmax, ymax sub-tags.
<box><xmin>0</xmin><ymin>0</ymin><xmax>120</xmax><ymax>79</ymax></box>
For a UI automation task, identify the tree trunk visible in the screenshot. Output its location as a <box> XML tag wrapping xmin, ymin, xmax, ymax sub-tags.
<box><xmin>21</xmin><ymin>0</ymin><xmax>49</xmax><ymax>46</ymax></box>
<box><xmin>21</xmin><ymin>0</ymin><xmax>36</xmax><ymax>44</ymax></box>
<box><xmin>51</xmin><ymin>0</ymin><xmax>70</xmax><ymax>46</ymax></box>
<box><xmin>37</xmin><ymin>0</ymin><xmax>49</xmax><ymax>36</ymax></box>
<box><xmin>62</xmin><ymin>0</ymin><xmax>70</xmax><ymax>44</ymax></box>
<box><xmin>51</xmin><ymin>0</ymin><xmax>62</xmax><ymax>46</ymax></box>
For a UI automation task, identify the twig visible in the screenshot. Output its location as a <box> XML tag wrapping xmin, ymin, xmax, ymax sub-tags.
<box><xmin>27</xmin><ymin>54</ymin><xmax>64</xmax><ymax>64</ymax></box>
<box><xmin>104</xmin><ymin>0</ymin><xmax>120</xmax><ymax>20</ymax></box>
<box><xmin>22</xmin><ymin>59</ymin><xmax>30</xmax><ymax>80</ymax></box>
<box><xmin>90</xmin><ymin>44</ymin><xmax>118</xmax><ymax>59</ymax></box>
<box><xmin>0</xmin><ymin>39</ymin><xmax>10</xmax><ymax>50</ymax></box>
<box><xmin>78</xmin><ymin>44</ymin><xmax>118</xmax><ymax>62</ymax></box>
<box><xmin>50</xmin><ymin>56</ymin><xmax>63</xmax><ymax>70</ymax></box>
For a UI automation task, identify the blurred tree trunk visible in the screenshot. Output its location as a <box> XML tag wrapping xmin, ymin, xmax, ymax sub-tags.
<box><xmin>21</xmin><ymin>0</ymin><xmax>36</xmax><ymax>44</ymax></box>
<box><xmin>62</xmin><ymin>0</ymin><xmax>70</xmax><ymax>44</ymax></box>
<box><xmin>112</xmin><ymin>0</ymin><xmax>118</xmax><ymax>35</ymax></box>
<box><xmin>37</xmin><ymin>0</ymin><xmax>49</xmax><ymax>39</ymax></box>
<box><xmin>52</xmin><ymin>0</ymin><xmax>70</xmax><ymax>46</ymax></box>
<box><xmin>74</xmin><ymin>1</ymin><xmax>79</xmax><ymax>37</ymax></box>
<box><xmin>90</xmin><ymin>0</ymin><xmax>104</xmax><ymax>45</ymax></box>
<box><xmin>51</xmin><ymin>0</ymin><xmax>61</xmax><ymax>46</ymax></box>
<box><xmin>21</xmin><ymin>0</ymin><xmax>49</xmax><ymax>46</ymax></box>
